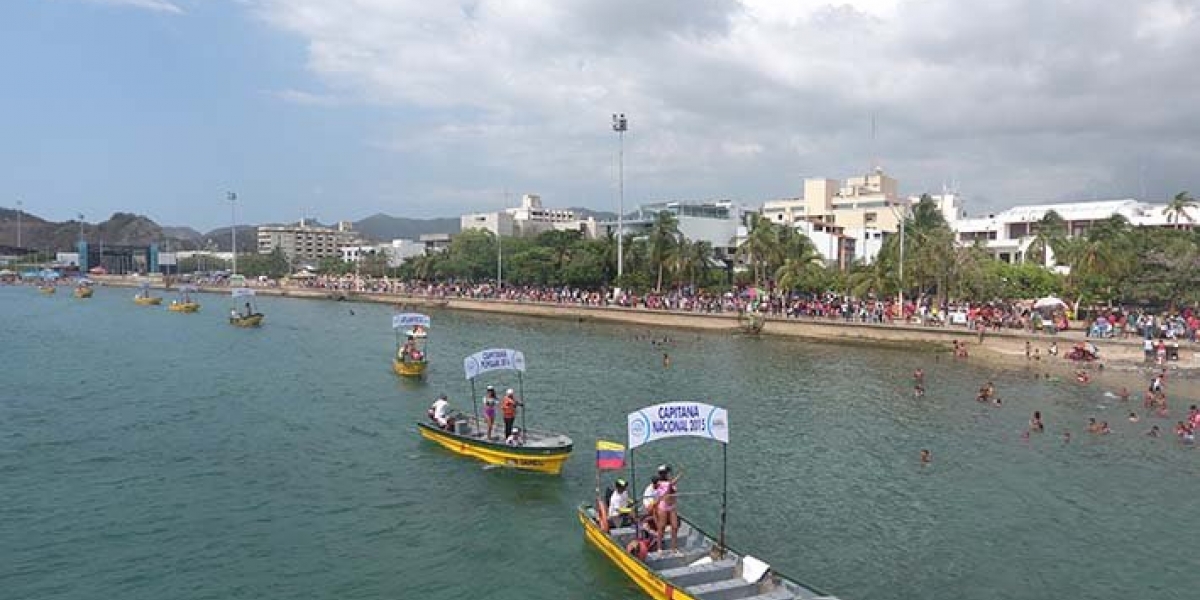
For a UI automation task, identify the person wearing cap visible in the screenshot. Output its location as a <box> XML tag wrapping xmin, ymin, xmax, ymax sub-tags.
<box><xmin>482</xmin><ymin>386</ymin><xmax>499</xmax><ymax>439</ymax></box>
<box><xmin>501</xmin><ymin>388</ymin><xmax>522</xmax><ymax>440</ymax></box>
<box><xmin>428</xmin><ymin>394</ymin><xmax>451</xmax><ymax>431</ymax></box>
<box><xmin>607</xmin><ymin>479</ymin><xmax>634</xmax><ymax>529</ymax></box>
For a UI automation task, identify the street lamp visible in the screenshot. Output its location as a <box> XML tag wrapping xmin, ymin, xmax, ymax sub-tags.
<box><xmin>227</xmin><ymin>191</ymin><xmax>238</xmax><ymax>275</ymax></box>
<box><xmin>612</xmin><ymin>113</ymin><xmax>628</xmax><ymax>283</ymax></box>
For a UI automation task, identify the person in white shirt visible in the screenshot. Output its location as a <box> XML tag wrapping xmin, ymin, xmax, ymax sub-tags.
<box><xmin>428</xmin><ymin>395</ymin><xmax>451</xmax><ymax>430</ymax></box>
<box><xmin>607</xmin><ymin>479</ymin><xmax>633</xmax><ymax>528</ymax></box>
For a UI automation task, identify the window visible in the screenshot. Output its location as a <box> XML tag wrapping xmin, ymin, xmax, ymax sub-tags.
<box><xmin>864</xmin><ymin>212</ymin><xmax>877</xmax><ymax>224</ymax></box>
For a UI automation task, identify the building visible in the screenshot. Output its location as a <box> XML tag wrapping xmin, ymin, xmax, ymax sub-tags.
<box><xmin>341</xmin><ymin>239</ymin><xmax>426</xmax><ymax>267</ymax></box>
<box><xmin>419</xmin><ymin>233</ymin><xmax>453</xmax><ymax>254</ymax></box>
<box><xmin>762</xmin><ymin>169</ymin><xmax>907</xmax><ymax>232</ymax></box>
<box><xmin>256</xmin><ymin>219</ymin><xmax>361</xmax><ymax>262</ymax></box>
<box><xmin>461</xmin><ymin>194</ymin><xmax>598</xmax><ymax>238</ymax></box>
<box><xmin>952</xmin><ymin>198</ymin><xmax>1199</xmax><ymax>265</ymax></box>
<box><xmin>604</xmin><ymin>200</ymin><xmax>751</xmax><ymax>258</ymax></box>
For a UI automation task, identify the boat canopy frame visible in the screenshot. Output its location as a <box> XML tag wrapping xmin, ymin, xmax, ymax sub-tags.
<box><xmin>624</xmin><ymin>401</ymin><xmax>731</xmax><ymax>555</ymax></box>
<box><xmin>463</xmin><ymin>348</ymin><xmax>527</xmax><ymax>436</ymax></box>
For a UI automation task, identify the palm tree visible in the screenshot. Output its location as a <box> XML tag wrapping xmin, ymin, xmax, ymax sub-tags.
<box><xmin>1164</xmin><ymin>191</ymin><xmax>1197</xmax><ymax>229</ymax></box>
<box><xmin>673</xmin><ymin>239</ymin><xmax>714</xmax><ymax>289</ymax></box>
<box><xmin>1027</xmin><ymin>209</ymin><xmax>1067</xmax><ymax>266</ymax></box>
<box><xmin>774</xmin><ymin>242</ymin><xmax>825</xmax><ymax>292</ymax></box>
<box><xmin>647</xmin><ymin>211</ymin><xmax>681</xmax><ymax>291</ymax></box>
<box><xmin>737</xmin><ymin>214</ymin><xmax>785</xmax><ymax>287</ymax></box>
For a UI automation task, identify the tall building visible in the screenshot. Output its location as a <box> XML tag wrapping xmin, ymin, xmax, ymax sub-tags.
<box><xmin>461</xmin><ymin>194</ymin><xmax>597</xmax><ymax>238</ymax></box>
<box><xmin>256</xmin><ymin>219</ymin><xmax>361</xmax><ymax>262</ymax></box>
<box><xmin>605</xmin><ymin>200</ymin><xmax>751</xmax><ymax>259</ymax></box>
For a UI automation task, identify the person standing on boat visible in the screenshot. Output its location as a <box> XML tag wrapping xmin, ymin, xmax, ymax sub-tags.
<box><xmin>654</xmin><ymin>464</ymin><xmax>682</xmax><ymax>551</ymax></box>
<box><xmin>482</xmin><ymin>385</ymin><xmax>499</xmax><ymax>440</ymax></box>
<box><xmin>428</xmin><ymin>394</ymin><xmax>452</xmax><ymax>431</ymax></box>
<box><xmin>501</xmin><ymin>389</ymin><xmax>522</xmax><ymax>440</ymax></box>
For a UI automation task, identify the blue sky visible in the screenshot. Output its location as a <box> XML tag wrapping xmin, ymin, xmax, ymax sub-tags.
<box><xmin>2</xmin><ymin>0</ymin><xmax>1198</xmax><ymax>231</ymax></box>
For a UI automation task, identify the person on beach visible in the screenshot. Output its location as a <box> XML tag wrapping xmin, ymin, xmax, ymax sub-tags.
<box><xmin>1049</xmin><ymin>341</ymin><xmax>1058</xmax><ymax>357</ymax></box>
<box><xmin>1025</xmin><ymin>341</ymin><xmax>1031</xmax><ymax>359</ymax></box>
<box><xmin>501</xmin><ymin>389</ymin><xmax>522</xmax><ymax>440</ymax></box>
<box><xmin>482</xmin><ymin>385</ymin><xmax>499</xmax><ymax>439</ymax></box>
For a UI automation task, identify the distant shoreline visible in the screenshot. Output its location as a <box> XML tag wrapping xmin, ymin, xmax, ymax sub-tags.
<box><xmin>89</xmin><ymin>276</ymin><xmax>1197</xmax><ymax>380</ymax></box>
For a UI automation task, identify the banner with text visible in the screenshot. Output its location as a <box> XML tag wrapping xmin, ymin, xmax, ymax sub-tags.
<box><xmin>231</xmin><ymin>287</ymin><xmax>255</xmax><ymax>298</ymax></box>
<box><xmin>627</xmin><ymin>402</ymin><xmax>729</xmax><ymax>450</ymax></box>
<box><xmin>392</xmin><ymin>313</ymin><xmax>431</xmax><ymax>330</ymax></box>
<box><xmin>463</xmin><ymin>348</ymin><xmax>526</xmax><ymax>380</ymax></box>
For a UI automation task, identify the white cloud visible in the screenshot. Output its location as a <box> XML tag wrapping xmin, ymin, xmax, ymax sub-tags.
<box><xmin>249</xmin><ymin>0</ymin><xmax>1200</xmax><ymax>214</ymax></box>
<box><xmin>80</xmin><ymin>0</ymin><xmax>184</xmax><ymax>14</ymax></box>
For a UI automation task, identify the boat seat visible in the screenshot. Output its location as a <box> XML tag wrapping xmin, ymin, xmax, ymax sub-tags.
<box><xmin>660</xmin><ymin>558</ymin><xmax>738</xmax><ymax>588</ymax></box>
<box><xmin>687</xmin><ymin>576</ymin><xmax>761</xmax><ymax>600</ymax></box>
<box><xmin>646</xmin><ymin>547</ymin><xmax>710</xmax><ymax>570</ymax></box>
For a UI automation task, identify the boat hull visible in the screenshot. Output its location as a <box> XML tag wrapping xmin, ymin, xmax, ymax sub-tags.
<box><xmin>134</xmin><ymin>296</ymin><xmax>163</xmax><ymax>306</ymax></box>
<box><xmin>578</xmin><ymin>508</ymin><xmax>700</xmax><ymax>600</ymax></box>
<box><xmin>229</xmin><ymin>314</ymin><xmax>264</xmax><ymax>327</ymax></box>
<box><xmin>74</xmin><ymin>288</ymin><xmax>93</xmax><ymax>298</ymax></box>
<box><xmin>168</xmin><ymin>302</ymin><xmax>200</xmax><ymax>313</ymax></box>
<box><xmin>392</xmin><ymin>358</ymin><xmax>427</xmax><ymax>377</ymax></box>
<box><xmin>39</xmin><ymin>287</ymin><xmax>56</xmax><ymax>295</ymax></box>
<box><xmin>417</xmin><ymin>422</ymin><xmax>572</xmax><ymax>475</ymax></box>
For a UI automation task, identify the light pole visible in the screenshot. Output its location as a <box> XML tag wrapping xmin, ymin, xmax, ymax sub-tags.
<box><xmin>227</xmin><ymin>192</ymin><xmax>238</xmax><ymax>275</ymax></box>
<box><xmin>612</xmin><ymin>113</ymin><xmax>627</xmax><ymax>283</ymax></box>
<box><xmin>15</xmin><ymin>200</ymin><xmax>22</xmax><ymax>248</ymax></box>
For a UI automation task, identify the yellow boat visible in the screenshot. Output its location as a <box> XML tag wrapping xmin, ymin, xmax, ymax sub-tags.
<box><xmin>229</xmin><ymin>313</ymin><xmax>264</xmax><ymax>327</ymax></box>
<box><xmin>393</xmin><ymin>358</ymin><xmax>428</xmax><ymax>377</ymax></box>
<box><xmin>169</xmin><ymin>285</ymin><xmax>200</xmax><ymax>312</ymax></box>
<box><xmin>417</xmin><ymin>417</ymin><xmax>572</xmax><ymax>475</ymax></box>
<box><xmin>579</xmin><ymin>402</ymin><xmax>839</xmax><ymax>600</ymax></box>
<box><xmin>38</xmin><ymin>285</ymin><xmax>56</xmax><ymax>295</ymax></box>
<box><xmin>74</xmin><ymin>286</ymin><xmax>93</xmax><ymax>298</ymax></box>
<box><xmin>228</xmin><ymin>287</ymin><xmax>264</xmax><ymax>327</ymax></box>
<box><xmin>134</xmin><ymin>296</ymin><xmax>163</xmax><ymax>305</ymax></box>
<box><xmin>391</xmin><ymin>312</ymin><xmax>431</xmax><ymax>378</ymax></box>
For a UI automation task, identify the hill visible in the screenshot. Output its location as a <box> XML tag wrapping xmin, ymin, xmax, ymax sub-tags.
<box><xmin>353</xmin><ymin>214</ymin><xmax>460</xmax><ymax>242</ymax></box>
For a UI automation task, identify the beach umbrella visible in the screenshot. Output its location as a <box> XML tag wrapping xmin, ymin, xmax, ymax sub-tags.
<box><xmin>1034</xmin><ymin>296</ymin><xmax>1066</xmax><ymax>309</ymax></box>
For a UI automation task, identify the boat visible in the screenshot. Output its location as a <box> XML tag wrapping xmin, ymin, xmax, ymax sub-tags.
<box><xmin>228</xmin><ymin>287</ymin><xmax>264</xmax><ymax>327</ymax></box>
<box><xmin>38</xmin><ymin>285</ymin><xmax>56</xmax><ymax>295</ymax></box>
<box><xmin>73</xmin><ymin>279</ymin><xmax>94</xmax><ymax>298</ymax></box>
<box><xmin>579</xmin><ymin>402</ymin><xmax>843</xmax><ymax>600</ymax></box>
<box><xmin>168</xmin><ymin>285</ymin><xmax>201</xmax><ymax>312</ymax></box>
<box><xmin>392</xmin><ymin>312</ymin><xmax>431</xmax><ymax>377</ymax></box>
<box><xmin>416</xmin><ymin>348</ymin><xmax>573</xmax><ymax>474</ymax></box>
<box><xmin>133</xmin><ymin>281</ymin><xmax>162</xmax><ymax>306</ymax></box>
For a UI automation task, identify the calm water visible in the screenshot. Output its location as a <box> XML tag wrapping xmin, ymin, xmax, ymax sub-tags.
<box><xmin>3</xmin><ymin>285</ymin><xmax>1199</xmax><ymax>600</ymax></box>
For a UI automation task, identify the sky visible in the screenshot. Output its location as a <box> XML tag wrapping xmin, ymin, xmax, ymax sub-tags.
<box><xmin>1</xmin><ymin>0</ymin><xmax>1198</xmax><ymax>231</ymax></box>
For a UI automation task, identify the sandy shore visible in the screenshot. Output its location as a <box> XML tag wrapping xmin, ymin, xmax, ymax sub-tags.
<box><xmin>92</xmin><ymin>275</ymin><xmax>1198</xmax><ymax>387</ymax></box>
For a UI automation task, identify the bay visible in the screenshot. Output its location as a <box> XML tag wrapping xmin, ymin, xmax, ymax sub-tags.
<box><xmin>2</xmin><ymin>286</ymin><xmax>1198</xmax><ymax>600</ymax></box>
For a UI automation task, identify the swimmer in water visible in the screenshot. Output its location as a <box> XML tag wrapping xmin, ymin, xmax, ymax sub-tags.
<box><xmin>1063</xmin><ymin>430</ymin><xmax>1071</xmax><ymax>444</ymax></box>
<box><xmin>914</xmin><ymin>384</ymin><xmax>925</xmax><ymax>398</ymax></box>
<box><xmin>1099</xmin><ymin>421</ymin><xmax>1112</xmax><ymax>435</ymax></box>
<box><xmin>1075</xmin><ymin>370</ymin><xmax>1090</xmax><ymax>384</ymax></box>
<box><xmin>1117</xmin><ymin>386</ymin><xmax>1130</xmax><ymax>402</ymax></box>
<box><xmin>1128</xmin><ymin>412</ymin><xmax>1140</xmax><ymax>423</ymax></box>
<box><xmin>920</xmin><ymin>449</ymin><xmax>932</xmax><ymax>464</ymax></box>
<box><xmin>1147</xmin><ymin>425</ymin><xmax>1161</xmax><ymax>437</ymax></box>
<box><xmin>1086</xmin><ymin>418</ymin><xmax>1100</xmax><ymax>434</ymax></box>
<box><xmin>992</xmin><ymin>397</ymin><xmax>1003</xmax><ymax>407</ymax></box>
<box><xmin>662</xmin><ymin>353</ymin><xmax>670</xmax><ymax>368</ymax></box>
<box><xmin>913</xmin><ymin>369</ymin><xmax>924</xmax><ymax>385</ymax></box>
<box><xmin>1029</xmin><ymin>411</ymin><xmax>1044</xmax><ymax>433</ymax></box>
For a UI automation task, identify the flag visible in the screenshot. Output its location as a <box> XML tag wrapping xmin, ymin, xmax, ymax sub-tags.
<box><xmin>596</xmin><ymin>440</ymin><xmax>625</xmax><ymax>471</ymax></box>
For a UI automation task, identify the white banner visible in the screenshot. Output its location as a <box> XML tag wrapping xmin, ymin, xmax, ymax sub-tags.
<box><xmin>231</xmin><ymin>287</ymin><xmax>255</xmax><ymax>298</ymax></box>
<box><xmin>392</xmin><ymin>313</ymin><xmax>431</xmax><ymax>330</ymax></box>
<box><xmin>627</xmin><ymin>402</ymin><xmax>729</xmax><ymax>450</ymax></box>
<box><xmin>463</xmin><ymin>348</ymin><xmax>526</xmax><ymax>380</ymax></box>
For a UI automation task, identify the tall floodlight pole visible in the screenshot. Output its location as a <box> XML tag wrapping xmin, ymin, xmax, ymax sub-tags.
<box><xmin>897</xmin><ymin>206</ymin><xmax>907</xmax><ymax>316</ymax></box>
<box><xmin>612</xmin><ymin>113</ymin><xmax>627</xmax><ymax>283</ymax></box>
<box><xmin>227</xmin><ymin>192</ymin><xmax>238</xmax><ymax>275</ymax></box>
<box><xmin>16</xmin><ymin>200</ymin><xmax>22</xmax><ymax>248</ymax></box>
<box><xmin>78</xmin><ymin>213</ymin><xmax>85</xmax><ymax>242</ymax></box>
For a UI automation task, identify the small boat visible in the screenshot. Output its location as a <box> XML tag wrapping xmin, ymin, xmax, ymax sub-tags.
<box><xmin>579</xmin><ymin>402</ymin><xmax>843</xmax><ymax>600</ymax></box>
<box><xmin>417</xmin><ymin>348</ymin><xmax>573</xmax><ymax>474</ymax></box>
<box><xmin>392</xmin><ymin>313</ymin><xmax>431</xmax><ymax>377</ymax></box>
<box><xmin>74</xmin><ymin>279</ymin><xmax>94</xmax><ymax>298</ymax></box>
<box><xmin>133</xmin><ymin>281</ymin><xmax>162</xmax><ymax>306</ymax></box>
<box><xmin>168</xmin><ymin>285</ymin><xmax>201</xmax><ymax>312</ymax></box>
<box><xmin>38</xmin><ymin>285</ymin><xmax>56</xmax><ymax>295</ymax></box>
<box><xmin>228</xmin><ymin>287</ymin><xmax>264</xmax><ymax>327</ymax></box>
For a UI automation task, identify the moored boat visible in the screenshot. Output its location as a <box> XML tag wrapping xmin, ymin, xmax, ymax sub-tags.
<box><xmin>416</xmin><ymin>348</ymin><xmax>573</xmax><ymax>474</ymax></box>
<box><xmin>580</xmin><ymin>401</ymin><xmax>842</xmax><ymax>600</ymax></box>
<box><xmin>392</xmin><ymin>312</ymin><xmax>430</xmax><ymax>377</ymax></box>
<box><xmin>133</xmin><ymin>281</ymin><xmax>162</xmax><ymax>305</ymax></box>
<box><xmin>38</xmin><ymin>285</ymin><xmax>56</xmax><ymax>295</ymax></box>
<box><xmin>74</xmin><ymin>278</ymin><xmax>94</xmax><ymax>298</ymax></box>
<box><xmin>228</xmin><ymin>287</ymin><xmax>264</xmax><ymax>327</ymax></box>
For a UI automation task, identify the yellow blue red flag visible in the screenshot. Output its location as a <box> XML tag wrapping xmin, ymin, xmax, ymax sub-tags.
<box><xmin>596</xmin><ymin>440</ymin><xmax>625</xmax><ymax>470</ymax></box>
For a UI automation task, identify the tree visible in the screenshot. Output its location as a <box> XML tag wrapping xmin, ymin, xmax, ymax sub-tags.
<box><xmin>1027</xmin><ymin>209</ymin><xmax>1067</xmax><ymax>266</ymax></box>
<box><xmin>1164</xmin><ymin>191</ymin><xmax>1197</xmax><ymax>229</ymax></box>
<box><xmin>647</xmin><ymin>211</ymin><xmax>681</xmax><ymax>291</ymax></box>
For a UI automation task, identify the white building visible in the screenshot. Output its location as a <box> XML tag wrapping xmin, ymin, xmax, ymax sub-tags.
<box><xmin>605</xmin><ymin>200</ymin><xmax>751</xmax><ymax>258</ymax></box>
<box><xmin>257</xmin><ymin>219</ymin><xmax>361</xmax><ymax>261</ymax></box>
<box><xmin>461</xmin><ymin>194</ymin><xmax>598</xmax><ymax>238</ymax></box>
<box><xmin>952</xmin><ymin>198</ymin><xmax>1199</xmax><ymax>264</ymax></box>
<box><xmin>341</xmin><ymin>239</ymin><xmax>427</xmax><ymax>267</ymax></box>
